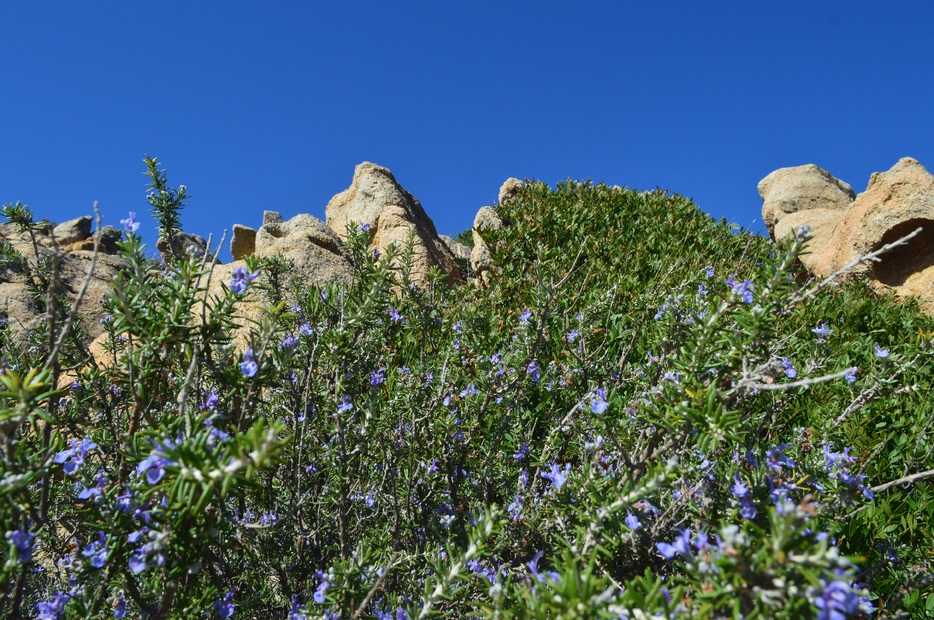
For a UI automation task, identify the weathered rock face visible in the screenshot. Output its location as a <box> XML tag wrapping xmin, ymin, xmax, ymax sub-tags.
<box><xmin>53</xmin><ymin>216</ymin><xmax>93</xmax><ymax>246</ymax></box>
<box><xmin>761</xmin><ymin>157</ymin><xmax>934</xmax><ymax>314</ymax></box>
<box><xmin>499</xmin><ymin>177</ymin><xmax>524</xmax><ymax>205</ymax></box>
<box><xmin>759</xmin><ymin>164</ymin><xmax>855</xmax><ymax>235</ymax></box>
<box><xmin>252</xmin><ymin>212</ymin><xmax>352</xmax><ymax>286</ymax></box>
<box><xmin>230</xmin><ymin>224</ymin><xmax>257</xmax><ymax>260</ymax></box>
<box><xmin>439</xmin><ymin>235</ymin><xmax>471</xmax><ymax>263</ymax></box>
<box><xmin>325</xmin><ymin>162</ymin><xmax>462</xmax><ymax>285</ymax></box>
<box><xmin>470</xmin><ymin>206</ymin><xmax>505</xmax><ymax>286</ymax></box>
<box><xmin>0</xmin><ymin>222</ymin><xmax>127</xmax><ymax>340</ymax></box>
<box><xmin>156</xmin><ymin>230</ymin><xmax>209</xmax><ymax>260</ymax></box>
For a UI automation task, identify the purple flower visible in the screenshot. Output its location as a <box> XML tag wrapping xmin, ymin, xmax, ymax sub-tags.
<box><xmin>229</xmin><ymin>267</ymin><xmax>260</xmax><ymax>295</ymax></box>
<box><xmin>812</xmin><ymin>578</ymin><xmax>861</xmax><ymax>620</ymax></box>
<box><xmin>120</xmin><ymin>212</ymin><xmax>140</xmax><ymax>233</ymax></box>
<box><xmin>280</xmin><ymin>335</ymin><xmax>300</xmax><ymax>350</ymax></box>
<box><xmin>528</xmin><ymin>551</ymin><xmax>559</xmax><ymax>583</ymax></box>
<box><xmin>780</xmin><ymin>358</ymin><xmax>797</xmax><ymax>379</ymax></box>
<box><xmin>7</xmin><ymin>527</ymin><xmax>35</xmax><ymax>563</ymax></box>
<box><xmin>113</xmin><ymin>593</ymin><xmax>126</xmax><ymax>618</ymax></box>
<box><xmin>289</xmin><ymin>597</ymin><xmax>306</xmax><ymax>620</ymax></box>
<box><xmin>81</xmin><ymin>531</ymin><xmax>108</xmax><ymax>568</ymax></box>
<box><xmin>77</xmin><ymin>471</ymin><xmax>107</xmax><ymax>501</ymax></box>
<box><xmin>314</xmin><ymin>577</ymin><xmax>329</xmax><ymax>604</ymax></box>
<box><xmin>240</xmin><ymin>349</ymin><xmax>258</xmax><ymax>378</ymax></box>
<box><xmin>812</xmin><ymin>322</ymin><xmax>834</xmax><ymax>341</ymax></box>
<box><xmin>566</xmin><ymin>328</ymin><xmax>579</xmax><ymax>342</ymax></box>
<box><xmin>705</xmin><ymin>265</ymin><xmax>714</xmax><ymax>278</ymax></box>
<box><xmin>513</xmin><ymin>443</ymin><xmax>529</xmax><ymax>461</ymax></box>
<box><xmin>874</xmin><ymin>344</ymin><xmax>890</xmax><ymax>358</ymax></box>
<box><xmin>527</xmin><ymin>361</ymin><xmax>540</xmax><ymax>383</ymax></box>
<box><xmin>656</xmin><ymin>529</ymin><xmax>692</xmax><ymax>559</ymax></box>
<box><xmin>507</xmin><ymin>495</ymin><xmax>523</xmax><ymax>519</ymax></box>
<box><xmin>300</xmin><ymin>322</ymin><xmax>314</xmax><ymax>336</ymax></box>
<box><xmin>337</xmin><ymin>396</ymin><xmax>353</xmax><ymax>413</ymax></box>
<box><xmin>358</xmin><ymin>222</ymin><xmax>371</xmax><ymax>233</ymax></box>
<box><xmin>726</xmin><ymin>275</ymin><xmax>754</xmax><ymax>304</ymax></box>
<box><xmin>766</xmin><ymin>444</ymin><xmax>795</xmax><ymax>473</ymax></box>
<box><xmin>625</xmin><ymin>511</ymin><xmax>640</xmax><ymax>531</ymax></box>
<box><xmin>370</xmin><ymin>368</ymin><xmax>385</xmax><ymax>386</ymax></box>
<box><xmin>36</xmin><ymin>591</ymin><xmax>67</xmax><ymax>620</ymax></box>
<box><xmin>844</xmin><ymin>368</ymin><xmax>857</xmax><ymax>383</ymax></box>
<box><xmin>203</xmin><ymin>388</ymin><xmax>219</xmax><ymax>410</ymax></box>
<box><xmin>136</xmin><ymin>446</ymin><xmax>176</xmax><ymax>485</ymax></box>
<box><xmin>388</xmin><ymin>307</ymin><xmax>402</xmax><ymax>323</ymax></box>
<box><xmin>519</xmin><ymin>308</ymin><xmax>532</xmax><ymax>324</ymax></box>
<box><xmin>128</xmin><ymin>552</ymin><xmax>147</xmax><ymax>574</ymax></box>
<box><xmin>541</xmin><ymin>463</ymin><xmax>571</xmax><ymax>491</ymax></box>
<box><xmin>54</xmin><ymin>437</ymin><xmax>98</xmax><ymax>476</ymax></box>
<box><xmin>590</xmin><ymin>388</ymin><xmax>609</xmax><ymax>414</ymax></box>
<box><xmin>214</xmin><ymin>591</ymin><xmax>236</xmax><ymax>619</ymax></box>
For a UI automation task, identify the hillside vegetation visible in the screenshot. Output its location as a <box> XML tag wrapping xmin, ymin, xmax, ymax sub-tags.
<box><xmin>2</xmin><ymin>165</ymin><xmax>933</xmax><ymax>618</ymax></box>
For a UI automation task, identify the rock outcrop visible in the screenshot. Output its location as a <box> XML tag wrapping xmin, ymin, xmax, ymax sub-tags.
<box><xmin>252</xmin><ymin>212</ymin><xmax>352</xmax><ymax>285</ymax></box>
<box><xmin>761</xmin><ymin>157</ymin><xmax>934</xmax><ymax>314</ymax></box>
<box><xmin>0</xmin><ymin>221</ymin><xmax>127</xmax><ymax>340</ymax></box>
<box><xmin>230</xmin><ymin>224</ymin><xmax>257</xmax><ymax>260</ymax></box>
<box><xmin>325</xmin><ymin>162</ymin><xmax>462</xmax><ymax>285</ymax></box>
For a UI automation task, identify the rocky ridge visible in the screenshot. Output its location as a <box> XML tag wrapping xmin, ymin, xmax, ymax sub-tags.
<box><xmin>760</xmin><ymin>156</ymin><xmax>934</xmax><ymax>314</ymax></box>
<box><xmin>0</xmin><ymin>163</ymin><xmax>520</xmax><ymax>349</ymax></box>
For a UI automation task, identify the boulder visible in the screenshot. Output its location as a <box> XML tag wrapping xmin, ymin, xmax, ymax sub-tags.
<box><xmin>499</xmin><ymin>178</ymin><xmax>524</xmax><ymax>205</ymax></box>
<box><xmin>230</xmin><ymin>224</ymin><xmax>257</xmax><ymax>260</ymax></box>
<box><xmin>0</xmin><ymin>221</ymin><xmax>127</xmax><ymax>341</ymax></box>
<box><xmin>761</xmin><ymin>157</ymin><xmax>934</xmax><ymax>315</ymax></box>
<box><xmin>67</xmin><ymin>226</ymin><xmax>123</xmax><ymax>254</ymax></box>
<box><xmin>252</xmin><ymin>213</ymin><xmax>352</xmax><ymax>286</ymax></box>
<box><xmin>156</xmin><ymin>230</ymin><xmax>209</xmax><ymax>260</ymax></box>
<box><xmin>263</xmin><ymin>211</ymin><xmax>284</xmax><ymax>226</ymax></box>
<box><xmin>759</xmin><ymin>164</ymin><xmax>855</xmax><ymax>237</ymax></box>
<box><xmin>53</xmin><ymin>216</ymin><xmax>92</xmax><ymax>245</ymax></box>
<box><xmin>325</xmin><ymin>162</ymin><xmax>462</xmax><ymax>285</ymax></box>
<box><xmin>827</xmin><ymin>158</ymin><xmax>934</xmax><ymax>296</ymax></box>
<box><xmin>440</xmin><ymin>235</ymin><xmax>471</xmax><ymax>263</ymax></box>
<box><xmin>470</xmin><ymin>206</ymin><xmax>505</xmax><ymax>286</ymax></box>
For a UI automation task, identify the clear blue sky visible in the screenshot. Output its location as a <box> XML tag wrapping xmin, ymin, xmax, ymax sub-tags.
<box><xmin>2</xmin><ymin>2</ymin><xmax>932</xmax><ymax>261</ymax></box>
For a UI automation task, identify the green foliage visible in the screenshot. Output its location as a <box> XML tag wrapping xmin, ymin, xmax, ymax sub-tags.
<box><xmin>144</xmin><ymin>155</ymin><xmax>189</xmax><ymax>257</ymax></box>
<box><xmin>1</xmin><ymin>165</ymin><xmax>933</xmax><ymax>618</ymax></box>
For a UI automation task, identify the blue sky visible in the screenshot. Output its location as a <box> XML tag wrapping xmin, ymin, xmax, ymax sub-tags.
<box><xmin>2</xmin><ymin>3</ymin><xmax>932</xmax><ymax>261</ymax></box>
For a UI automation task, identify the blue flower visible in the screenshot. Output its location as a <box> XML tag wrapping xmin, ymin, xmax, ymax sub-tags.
<box><xmin>527</xmin><ymin>361</ymin><xmax>540</xmax><ymax>383</ymax></box>
<box><xmin>229</xmin><ymin>267</ymin><xmax>260</xmax><ymax>295</ymax></box>
<box><xmin>214</xmin><ymin>591</ymin><xmax>236</xmax><ymax>618</ymax></box>
<box><xmin>590</xmin><ymin>388</ymin><xmax>609</xmax><ymax>414</ymax></box>
<box><xmin>388</xmin><ymin>307</ymin><xmax>402</xmax><ymax>323</ymax></box>
<box><xmin>812</xmin><ymin>322</ymin><xmax>834</xmax><ymax>341</ymax></box>
<box><xmin>120</xmin><ymin>212</ymin><xmax>140</xmax><ymax>233</ymax></box>
<box><xmin>7</xmin><ymin>527</ymin><xmax>35</xmax><ymax>563</ymax></box>
<box><xmin>844</xmin><ymin>368</ymin><xmax>857</xmax><ymax>383</ymax></box>
<box><xmin>541</xmin><ymin>463</ymin><xmax>571</xmax><ymax>491</ymax></box>
<box><xmin>289</xmin><ymin>597</ymin><xmax>307</xmax><ymax>620</ymax></box>
<box><xmin>625</xmin><ymin>511</ymin><xmax>640</xmax><ymax>531</ymax></box>
<box><xmin>240</xmin><ymin>349</ymin><xmax>258</xmax><ymax>378</ymax></box>
<box><xmin>136</xmin><ymin>447</ymin><xmax>175</xmax><ymax>485</ymax></box>
<box><xmin>81</xmin><ymin>531</ymin><xmax>108</xmax><ymax>568</ymax></box>
<box><xmin>54</xmin><ymin>437</ymin><xmax>97</xmax><ymax>476</ymax></box>
<box><xmin>780</xmin><ymin>357</ymin><xmax>797</xmax><ymax>379</ymax></box>
<box><xmin>314</xmin><ymin>577</ymin><xmax>329</xmax><ymax>604</ymax></box>
<box><xmin>566</xmin><ymin>328</ymin><xmax>579</xmax><ymax>342</ymax></box>
<box><xmin>528</xmin><ymin>551</ymin><xmax>559</xmax><ymax>583</ymax></box>
<box><xmin>874</xmin><ymin>344</ymin><xmax>890</xmax><ymax>358</ymax></box>
<box><xmin>280</xmin><ymin>335</ymin><xmax>300</xmax><ymax>351</ymax></box>
<box><xmin>337</xmin><ymin>396</ymin><xmax>354</xmax><ymax>413</ymax></box>
<box><xmin>656</xmin><ymin>529</ymin><xmax>692</xmax><ymax>559</ymax></box>
<box><xmin>300</xmin><ymin>322</ymin><xmax>314</xmax><ymax>335</ymax></box>
<box><xmin>36</xmin><ymin>591</ymin><xmax>67</xmax><ymax>620</ymax></box>
<box><xmin>113</xmin><ymin>593</ymin><xmax>126</xmax><ymax>618</ymax></box>
<box><xmin>370</xmin><ymin>368</ymin><xmax>385</xmax><ymax>386</ymax></box>
<box><xmin>705</xmin><ymin>265</ymin><xmax>714</xmax><ymax>278</ymax></box>
<box><xmin>519</xmin><ymin>308</ymin><xmax>532</xmax><ymax>324</ymax></box>
<box><xmin>726</xmin><ymin>275</ymin><xmax>755</xmax><ymax>304</ymax></box>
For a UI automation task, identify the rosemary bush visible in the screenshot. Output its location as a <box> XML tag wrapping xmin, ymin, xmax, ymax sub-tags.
<box><xmin>2</xmin><ymin>164</ymin><xmax>933</xmax><ymax>618</ymax></box>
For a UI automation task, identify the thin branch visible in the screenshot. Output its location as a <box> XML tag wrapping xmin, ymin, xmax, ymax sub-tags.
<box><xmin>872</xmin><ymin>468</ymin><xmax>934</xmax><ymax>494</ymax></box>
<box><xmin>787</xmin><ymin>227</ymin><xmax>922</xmax><ymax>308</ymax></box>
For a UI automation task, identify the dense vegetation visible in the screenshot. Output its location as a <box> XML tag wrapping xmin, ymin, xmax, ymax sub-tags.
<box><xmin>2</xmin><ymin>161</ymin><xmax>933</xmax><ymax>618</ymax></box>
